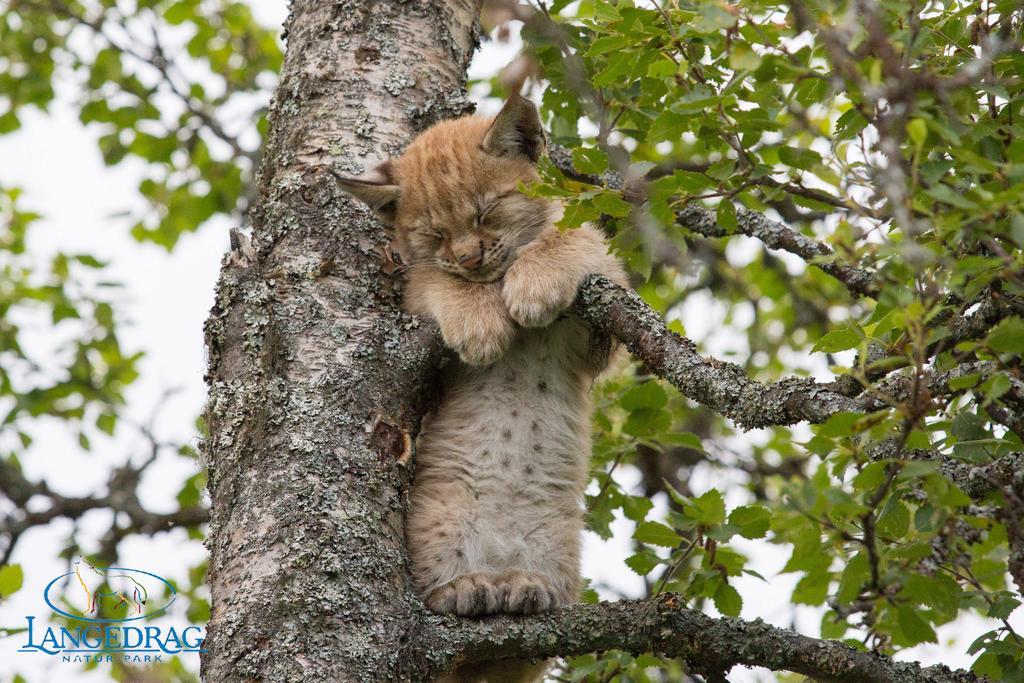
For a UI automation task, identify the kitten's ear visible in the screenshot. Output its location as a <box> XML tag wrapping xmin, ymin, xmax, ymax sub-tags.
<box><xmin>333</xmin><ymin>160</ymin><xmax>401</xmax><ymax>222</ymax></box>
<box><xmin>482</xmin><ymin>93</ymin><xmax>546</xmax><ymax>163</ymax></box>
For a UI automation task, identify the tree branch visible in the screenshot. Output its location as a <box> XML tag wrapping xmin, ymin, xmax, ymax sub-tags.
<box><xmin>406</xmin><ymin>274</ymin><xmax>1000</xmax><ymax>431</ymax></box>
<box><xmin>674</xmin><ymin>204</ymin><xmax>881</xmax><ymax>299</ymax></box>
<box><xmin>0</xmin><ymin>430</ymin><xmax>207</xmax><ymax>565</ymax></box>
<box><xmin>547</xmin><ymin>145</ymin><xmax>881</xmax><ymax>299</ymax></box>
<box><xmin>427</xmin><ymin>594</ymin><xmax>983</xmax><ymax>682</ymax></box>
<box><xmin>574</xmin><ymin>275</ymin><xmax>886</xmax><ymax>428</ymax></box>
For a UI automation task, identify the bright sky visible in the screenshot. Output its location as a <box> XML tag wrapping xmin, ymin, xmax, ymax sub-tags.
<box><xmin>0</xmin><ymin>2</ymin><xmax>1017</xmax><ymax>682</ymax></box>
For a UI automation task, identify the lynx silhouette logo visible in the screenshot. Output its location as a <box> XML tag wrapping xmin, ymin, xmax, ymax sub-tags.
<box><xmin>18</xmin><ymin>559</ymin><xmax>205</xmax><ymax>664</ymax></box>
<box><xmin>47</xmin><ymin>559</ymin><xmax>172</xmax><ymax>622</ymax></box>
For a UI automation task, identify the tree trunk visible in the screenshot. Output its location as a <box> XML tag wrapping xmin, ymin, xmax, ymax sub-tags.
<box><xmin>201</xmin><ymin>1</ymin><xmax>480</xmax><ymax>680</ymax></box>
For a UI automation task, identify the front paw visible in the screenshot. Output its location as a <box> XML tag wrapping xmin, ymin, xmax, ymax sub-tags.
<box><xmin>502</xmin><ymin>263</ymin><xmax>578</xmax><ymax>328</ymax></box>
<box><xmin>439</xmin><ymin>313</ymin><xmax>514</xmax><ymax>366</ymax></box>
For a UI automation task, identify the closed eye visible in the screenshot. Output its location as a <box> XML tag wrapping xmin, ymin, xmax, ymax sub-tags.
<box><xmin>477</xmin><ymin>202</ymin><xmax>499</xmax><ymax>224</ymax></box>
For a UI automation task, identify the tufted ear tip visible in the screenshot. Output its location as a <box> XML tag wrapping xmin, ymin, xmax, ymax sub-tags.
<box><xmin>332</xmin><ymin>160</ymin><xmax>401</xmax><ymax>222</ymax></box>
<box><xmin>482</xmin><ymin>93</ymin><xmax>546</xmax><ymax>163</ymax></box>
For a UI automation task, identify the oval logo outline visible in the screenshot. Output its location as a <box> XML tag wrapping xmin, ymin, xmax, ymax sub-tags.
<box><xmin>43</xmin><ymin>566</ymin><xmax>177</xmax><ymax>623</ymax></box>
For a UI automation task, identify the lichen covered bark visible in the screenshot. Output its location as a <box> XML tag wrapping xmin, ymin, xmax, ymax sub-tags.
<box><xmin>424</xmin><ymin>595</ymin><xmax>983</xmax><ymax>683</ymax></box>
<box><xmin>574</xmin><ymin>276</ymin><xmax>862</xmax><ymax>428</ymax></box>
<box><xmin>201</xmin><ymin>1</ymin><xmax>479</xmax><ymax>680</ymax></box>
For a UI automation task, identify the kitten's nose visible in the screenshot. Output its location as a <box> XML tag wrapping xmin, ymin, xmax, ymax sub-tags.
<box><xmin>457</xmin><ymin>243</ymin><xmax>484</xmax><ymax>270</ymax></box>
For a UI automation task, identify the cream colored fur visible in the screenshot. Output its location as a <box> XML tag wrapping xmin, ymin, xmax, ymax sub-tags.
<box><xmin>336</xmin><ymin>95</ymin><xmax>626</xmax><ymax>683</ymax></box>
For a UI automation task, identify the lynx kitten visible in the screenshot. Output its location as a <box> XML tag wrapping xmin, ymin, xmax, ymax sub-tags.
<box><xmin>336</xmin><ymin>95</ymin><xmax>626</xmax><ymax>682</ymax></box>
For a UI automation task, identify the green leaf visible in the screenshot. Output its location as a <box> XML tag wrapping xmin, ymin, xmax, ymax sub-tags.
<box><xmin>557</xmin><ymin>199</ymin><xmax>601</xmax><ymax>230</ymax></box>
<box><xmin>988</xmin><ymin>593</ymin><xmax>1021</xmax><ymax>620</ymax></box>
<box><xmin>625</xmin><ymin>552</ymin><xmax>660</xmax><ymax>576</ymax></box>
<box><xmin>586</xmin><ymin>35</ymin><xmax>631</xmax><ymax>56</ymax></box>
<box><xmin>927</xmin><ymin>183</ymin><xmax>976</xmax><ymax>210</ymax></box>
<box><xmin>592</xmin><ymin>191</ymin><xmax>632</xmax><ymax>217</ymax></box>
<box><xmin>586</xmin><ymin>492</ymin><xmax>616</xmax><ymax>540</ymax></box>
<box><xmin>778</xmin><ymin>146</ymin><xmax>822</xmax><ymax>171</ymax></box>
<box><xmin>835</xmin><ymin>552</ymin><xmax>869</xmax><ymax>603</ymax></box>
<box><xmin>907</xmin><ymin>118</ymin><xmax>928</xmax><ymax>147</ymax></box>
<box><xmin>633</xmin><ymin>521</ymin><xmax>681</xmax><ymax>548</ymax></box>
<box><xmin>986</xmin><ymin>317</ymin><xmax>1024</xmax><ymax>353</ymax></box>
<box><xmin>716</xmin><ymin>200</ymin><xmax>737</xmax><ymax>232</ymax></box>
<box><xmin>659</xmin><ymin>431</ymin><xmax>703</xmax><ymax>451</ymax></box>
<box><xmin>729</xmin><ymin>44</ymin><xmax>761</xmax><ymax>71</ymax></box>
<box><xmin>949</xmin><ymin>374</ymin><xmax>981</xmax><ymax>390</ymax></box>
<box><xmin>623</xmin><ymin>407</ymin><xmax>671</xmax><ymax>437</ymax></box>
<box><xmin>901</xmin><ymin>574</ymin><xmax>960</xmax><ymax>620</ymax></box>
<box><xmin>877</xmin><ymin>498</ymin><xmax>910</xmax><ymax>538</ymax></box>
<box><xmin>813</xmin><ymin>327</ymin><xmax>861</xmax><ymax>353</ymax></box>
<box><xmin>728</xmin><ymin>505</ymin><xmax>770</xmax><ymax>539</ymax></box>
<box><xmin>684</xmin><ymin>489</ymin><xmax>726</xmax><ymax>526</ymax></box>
<box><xmin>0</xmin><ymin>564</ymin><xmax>24</xmax><ymax>598</ymax></box>
<box><xmin>706</xmin><ymin>159</ymin><xmax>735</xmax><ymax>180</ymax></box>
<box><xmin>897</xmin><ymin>605</ymin><xmax>937</xmax><ymax>645</ymax></box>
<box><xmin>792</xmin><ymin>572</ymin><xmax>830</xmax><ymax>606</ymax></box>
<box><xmin>694</xmin><ymin>2</ymin><xmax>737</xmax><ymax>33</ymax></box>
<box><xmin>621</xmin><ymin>381</ymin><xmax>668</xmax><ymax>410</ymax></box>
<box><xmin>187</xmin><ymin>597</ymin><xmax>211</xmax><ymax>623</ymax></box>
<box><xmin>713</xmin><ymin>581</ymin><xmax>742</xmax><ymax>616</ymax></box>
<box><xmin>835</xmin><ymin>108</ymin><xmax>868</xmax><ymax>139</ymax></box>
<box><xmin>647</xmin><ymin>58</ymin><xmax>678</xmax><ymax>78</ymax></box>
<box><xmin>96</xmin><ymin>412</ymin><xmax>117</xmax><ymax>436</ymax></box>
<box><xmin>648</xmin><ymin>111</ymin><xmax>688</xmax><ymax>142</ymax></box>
<box><xmin>816</xmin><ymin>411</ymin><xmax>863</xmax><ymax>438</ymax></box>
<box><xmin>572</xmin><ymin>147</ymin><xmax>609</xmax><ymax>175</ymax></box>
<box><xmin>621</xmin><ymin>495</ymin><xmax>654</xmax><ymax>523</ymax></box>
<box><xmin>852</xmin><ymin>461</ymin><xmax>888</xmax><ymax>493</ymax></box>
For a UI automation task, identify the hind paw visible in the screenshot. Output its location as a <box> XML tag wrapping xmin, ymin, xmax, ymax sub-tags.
<box><xmin>496</xmin><ymin>570</ymin><xmax>560</xmax><ymax>614</ymax></box>
<box><xmin>424</xmin><ymin>573</ymin><xmax>501</xmax><ymax>617</ymax></box>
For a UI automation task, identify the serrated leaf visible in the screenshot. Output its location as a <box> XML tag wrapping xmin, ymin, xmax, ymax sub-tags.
<box><xmin>986</xmin><ymin>317</ymin><xmax>1024</xmax><ymax>353</ymax></box>
<box><xmin>625</xmin><ymin>552</ymin><xmax>660</xmax><ymax>576</ymax></box>
<box><xmin>778</xmin><ymin>146</ymin><xmax>822</xmax><ymax>171</ymax></box>
<box><xmin>633</xmin><ymin>521</ymin><xmax>681</xmax><ymax>547</ymax></box>
<box><xmin>647</xmin><ymin>59</ymin><xmax>678</xmax><ymax>78</ymax></box>
<box><xmin>713</xmin><ymin>581</ymin><xmax>742</xmax><ymax>616</ymax></box>
<box><xmin>592</xmin><ymin>191</ymin><xmax>632</xmax><ymax>217</ymax></box>
<box><xmin>835</xmin><ymin>108</ymin><xmax>868</xmax><ymax>139</ymax></box>
<box><xmin>648</xmin><ymin>111</ymin><xmax>688</xmax><ymax>142</ymax></box>
<box><xmin>694</xmin><ymin>1</ymin><xmax>736</xmax><ymax>32</ymax></box>
<box><xmin>728</xmin><ymin>505</ymin><xmax>770</xmax><ymax>539</ymax></box>
<box><xmin>897</xmin><ymin>605</ymin><xmax>937</xmax><ymax>645</ymax></box>
<box><xmin>987</xmin><ymin>593</ymin><xmax>1021</xmax><ymax>620</ymax></box>
<box><xmin>729</xmin><ymin>44</ymin><xmax>761</xmax><ymax>71</ymax></box>
<box><xmin>622</xmin><ymin>495</ymin><xmax>654</xmax><ymax>522</ymax></box>
<box><xmin>813</xmin><ymin>327</ymin><xmax>861</xmax><ymax>353</ymax></box>
<box><xmin>572</xmin><ymin>147</ymin><xmax>608</xmax><ymax>175</ymax></box>
<box><xmin>877</xmin><ymin>497</ymin><xmax>910</xmax><ymax>538</ymax></box>
<box><xmin>684</xmin><ymin>489</ymin><xmax>726</xmax><ymax>526</ymax></box>
<box><xmin>792</xmin><ymin>571</ymin><xmax>830</xmax><ymax>606</ymax></box>
<box><xmin>623</xmin><ymin>407</ymin><xmax>671</xmax><ymax>437</ymax></box>
<box><xmin>835</xmin><ymin>557</ymin><xmax>868</xmax><ymax>602</ymax></box>
<box><xmin>621</xmin><ymin>381</ymin><xmax>668</xmax><ymax>410</ymax></box>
